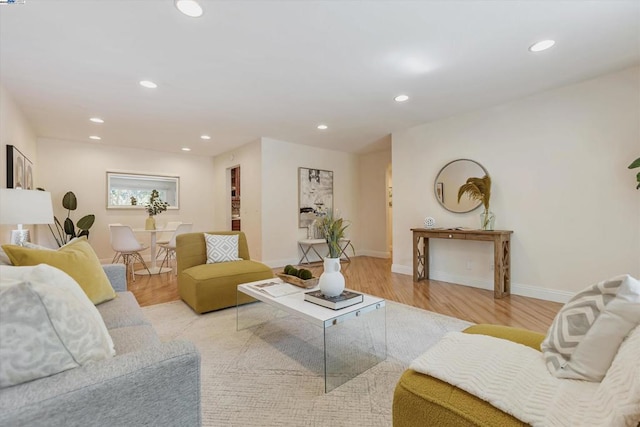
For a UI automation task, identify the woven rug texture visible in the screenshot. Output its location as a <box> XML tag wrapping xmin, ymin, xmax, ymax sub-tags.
<box><xmin>142</xmin><ymin>299</ymin><xmax>472</xmax><ymax>427</ymax></box>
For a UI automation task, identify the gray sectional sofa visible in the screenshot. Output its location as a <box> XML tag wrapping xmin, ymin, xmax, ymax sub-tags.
<box><xmin>0</xmin><ymin>264</ymin><xmax>201</xmax><ymax>426</ymax></box>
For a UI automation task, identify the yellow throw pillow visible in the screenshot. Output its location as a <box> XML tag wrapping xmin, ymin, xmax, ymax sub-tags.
<box><xmin>3</xmin><ymin>239</ymin><xmax>116</xmax><ymax>305</ymax></box>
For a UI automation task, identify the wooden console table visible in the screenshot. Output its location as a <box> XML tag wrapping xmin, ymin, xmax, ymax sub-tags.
<box><xmin>411</xmin><ymin>228</ymin><xmax>513</xmax><ymax>299</ymax></box>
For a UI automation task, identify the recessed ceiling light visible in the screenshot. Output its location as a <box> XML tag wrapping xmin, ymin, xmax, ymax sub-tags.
<box><xmin>317</xmin><ymin>124</ymin><xmax>328</xmax><ymax>130</ymax></box>
<box><xmin>200</xmin><ymin>135</ymin><xmax>211</xmax><ymax>140</ymax></box>
<box><xmin>394</xmin><ymin>94</ymin><xmax>409</xmax><ymax>102</ymax></box>
<box><xmin>89</xmin><ymin>136</ymin><xmax>101</xmax><ymax>140</ymax></box>
<box><xmin>139</xmin><ymin>80</ymin><xmax>158</xmax><ymax>89</ymax></box>
<box><xmin>89</xmin><ymin>117</ymin><xmax>104</xmax><ymax>124</ymax></box>
<box><xmin>182</xmin><ymin>147</ymin><xmax>191</xmax><ymax>151</ymax></box>
<box><xmin>175</xmin><ymin>0</ymin><xmax>203</xmax><ymax>18</ymax></box>
<box><xmin>529</xmin><ymin>40</ymin><xmax>555</xmax><ymax>52</ymax></box>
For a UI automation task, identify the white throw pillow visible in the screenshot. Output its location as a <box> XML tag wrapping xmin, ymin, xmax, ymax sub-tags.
<box><xmin>204</xmin><ymin>233</ymin><xmax>242</xmax><ymax>263</ymax></box>
<box><xmin>580</xmin><ymin>325</ymin><xmax>640</xmax><ymax>425</ymax></box>
<box><xmin>22</xmin><ymin>241</ymin><xmax>54</xmax><ymax>250</ymax></box>
<box><xmin>0</xmin><ymin>264</ymin><xmax>115</xmax><ymax>388</ymax></box>
<box><xmin>541</xmin><ymin>274</ymin><xmax>640</xmax><ymax>381</ymax></box>
<box><xmin>23</xmin><ymin>236</ymin><xmax>81</xmax><ymax>251</ymax></box>
<box><xmin>0</xmin><ymin>246</ymin><xmax>10</xmax><ymax>265</ymax></box>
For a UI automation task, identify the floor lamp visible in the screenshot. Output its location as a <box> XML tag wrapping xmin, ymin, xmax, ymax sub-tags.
<box><xmin>0</xmin><ymin>189</ymin><xmax>54</xmax><ymax>246</ymax></box>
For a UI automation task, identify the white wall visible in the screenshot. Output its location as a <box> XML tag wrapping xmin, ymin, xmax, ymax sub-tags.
<box><xmin>358</xmin><ymin>145</ymin><xmax>392</xmax><ymax>258</ymax></box>
<box><xmin>212</xmin><ymin>139</ymin><xmax>263</xmax><ymax>259</ymax></box>
<box><xmin>36</xmin><ymin>138</ymin><xmax>216</xmax><ymax>261</ymax></box>
<box><xmin>392</xmin><ymin>66</ymin><xmax>640</xmax><ymax>302</ymax></box>
<box><xmin>0</xmin><ymin>85</ymin><xmax>38</xmax><ymax>186</ymax></box>
<box><xmin>0</xmin><ymin>85</ymin><xmax>41</xmax><ymax>243</ymax></box>
<box><xmin>260</xmin><ymin>137</ymin><xmax>359</xmax><ymax>267</ymax></box>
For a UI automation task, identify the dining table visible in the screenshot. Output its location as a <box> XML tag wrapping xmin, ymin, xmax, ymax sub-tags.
<box><xmin>132</xmin><ymin>227</ymin><xmax>175</xmax><ymax>275</ymax></box>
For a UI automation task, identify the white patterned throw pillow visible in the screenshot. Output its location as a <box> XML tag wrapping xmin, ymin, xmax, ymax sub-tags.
<box><xmin>205</xmin><ymin>234</ymin><xmax>243</xmax><ymax>263</ymax></box>
<box><xmin>541</xmin><ymin>274</ymin><xmax>640</xmax><ymax>382</ymax></box>
<box><xmin>0</xmin><ymin>264</ymin><xmax>115</xmax><ymax>388</ymax></box>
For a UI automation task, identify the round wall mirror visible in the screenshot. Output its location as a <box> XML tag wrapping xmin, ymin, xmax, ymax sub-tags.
<box><xmin>434</xmin><ymin>159</ymin><xmax>489</xmax><ymax>213</ymax></box>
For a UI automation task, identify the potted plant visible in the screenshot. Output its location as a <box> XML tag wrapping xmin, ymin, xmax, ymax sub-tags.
<box><xmin>319</xmin><ymin>211</ymin><xmax>350</xmax><ymax>259</ymax></box>
<box><xmin>144</xmin><ymin>189</ymin><xmax>169</xmax><ymax>230</ymax></box>
<box><xmin>38</xmin><ymin>189</ymin><xmax>95</xmax><ymax>247</ymax></box>
<box><xmin>317</xmin><ymin>211</ymin><xmax>351</xmax><ymax>296</ymax></box>
<box><xmin>629</xmin><ymin>157</ymin><xmax>640</xmax><ymax>189</ymax></box>
<box><xmin>457</xmin><ymin>175</ymin><xmax>493</xmax><ymax>230</ymax></box>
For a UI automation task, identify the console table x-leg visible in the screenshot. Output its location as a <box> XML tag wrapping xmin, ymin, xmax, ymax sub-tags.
<box><xmin>298</xmin><ymin>239</ymin><xmax>353</xmax><ymax>265</ymax></box>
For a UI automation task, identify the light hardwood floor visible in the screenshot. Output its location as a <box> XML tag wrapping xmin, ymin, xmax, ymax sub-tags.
<box><xmin>128</xmin><ymin>256</ymin><xmax>562</xmax><ymax>333</ymax></box>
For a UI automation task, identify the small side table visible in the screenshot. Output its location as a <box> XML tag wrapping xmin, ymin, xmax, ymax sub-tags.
<box><xmin>298</xmin><ymin>238</ymin><xmax>353</xmax><ymax>265</ymax></box>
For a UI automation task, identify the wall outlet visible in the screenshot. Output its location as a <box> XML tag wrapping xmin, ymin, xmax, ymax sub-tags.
<box><xmin>466</xmin><ymin>261</ymin><xmax>473</xmax><ymax>270</ymax></box>
<box><xmin>490</xmin><ymin>263</ymin><xmax>494</xmax><ymax>271</ymax></box>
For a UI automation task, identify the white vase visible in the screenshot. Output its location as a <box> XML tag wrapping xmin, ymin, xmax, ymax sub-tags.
<box><xmin>318</xmin><ymin>257</ymin><xmax>345</xmax><ymax>297</ymax></box>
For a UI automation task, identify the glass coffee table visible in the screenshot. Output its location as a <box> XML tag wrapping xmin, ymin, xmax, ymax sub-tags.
<box><xmin>237</xmin><ymin>279</ymin><xmax>387</xmax><ymax>392</ymax></box>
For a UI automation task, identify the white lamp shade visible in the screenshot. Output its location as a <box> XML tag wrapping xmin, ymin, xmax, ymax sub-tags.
<box><xmin>0</xmin><ymin>189</ymin><xmax>54</xmax><ymax>225</ymax></box>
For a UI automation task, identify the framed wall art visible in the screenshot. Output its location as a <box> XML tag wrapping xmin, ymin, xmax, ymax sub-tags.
<box><xmin>298</xmin><ymin>167</ymin><xmax>333</xmax><ymax>228</ymax></box>
<box><xmin>6</xmin><ymin>145</ymin><xmax>33</xmax><ymax>189</ymax></box>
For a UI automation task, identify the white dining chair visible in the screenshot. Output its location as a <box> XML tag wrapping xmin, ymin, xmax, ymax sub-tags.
<box><xmin>155</xmin><ymin>221</ymin><xmax>182</xmax><ymax>260</ymax></box>
<box><xmin>109</xmin><ymin>224</ymin><xmax>151</xmax><ymax>281</ymax></box>
<box><xmin>158</xmin><ymin>223</ymin><xmax>193</xmax><ymax>275</ymax></box>
<box><xmin>156</xmin><ymin>221</ymin><xmax>182</xmax><ymax>244</ymax></box>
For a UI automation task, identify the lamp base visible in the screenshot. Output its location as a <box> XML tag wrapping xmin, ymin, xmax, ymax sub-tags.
<box><xmin>11</xmin><ymin>229</ymin><xmax>30</xmax><ymax>246</ymax></box>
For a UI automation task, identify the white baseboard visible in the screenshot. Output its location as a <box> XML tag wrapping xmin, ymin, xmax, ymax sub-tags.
<box><xmin>391</xmin><ymin>264</ymin><xmax>572</xmax><ymax>303</ymax></box>
<box><xmin>358</xmin><ymin>250</ymin><xmax>390</xmax><ymax>259</ymax></box>
<box><xmin>429</xmin><ymin>271</ymin><xmax>493</xmax><ymax>291</ymax></box>
<box><xmin>510</xmin><ymin>283</ymin><xmax>572</xmax><ymax>304</ymax></box>
<box><xmin>391</xmin><ymin>263</ymin><xmax>412</xmax><ymax>275</ymax></box>
<box><xmin>263</xmin><ymin>258</ymin><xmax>300</xmax><ymax>269</ymax></box>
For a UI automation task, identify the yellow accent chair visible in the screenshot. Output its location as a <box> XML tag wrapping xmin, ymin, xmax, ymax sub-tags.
<box><xmin>392</xmin><ymin>324</ymin><xmax>545</xmax><ymax>427</ymax></box>
<box><xmin>176</xmin><ymin>231</ymin><xmax>274</xmax><ymax>314</ymax></box>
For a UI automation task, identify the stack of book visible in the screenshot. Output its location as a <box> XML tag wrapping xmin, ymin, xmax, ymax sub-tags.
<box><xmin>304</xmin><ymin>290</ymin><xmax>363</xmax><ymax>310</ymax></box>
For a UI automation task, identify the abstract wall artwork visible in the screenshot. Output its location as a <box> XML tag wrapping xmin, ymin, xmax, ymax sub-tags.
<box><xmin>298</xmin><ymin>167</ymin><xmax>333</xmax><ymax>228</ymax></box>
<box><xmin>6</xmin><ymin>145</ymin><xmax>33</xmax><ymax>189</ymax></box>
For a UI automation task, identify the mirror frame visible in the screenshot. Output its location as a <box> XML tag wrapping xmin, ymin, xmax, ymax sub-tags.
<box><xmin>106</xmin><ymin>171</ymin><xmax>180</xmax><ymax>210</ymax></box>
<box><xmin>434</xmin><ymin>159</ymin><xmax>488</xmax><ymax>213</ymax></box>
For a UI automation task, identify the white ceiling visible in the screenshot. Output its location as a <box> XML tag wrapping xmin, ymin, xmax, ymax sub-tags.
<box><xmin>1</xmin><ymin>1</ymin><xmax>638</xmax><ymax>157</ymax></box>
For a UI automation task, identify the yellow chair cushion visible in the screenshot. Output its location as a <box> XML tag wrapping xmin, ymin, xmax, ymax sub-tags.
<box><xmin>463</xmin><ymin>324</ymin><xmax>545</xmax><ymax>351</ymax></box>
<box><xmin>392</xmin><ymin>324</ymin><xmax>546</xmax><ymax>427</ymax></box>
<box><xmin>3</xmin><ymin>238</ymin><xmax>116</xmax><ymax>305</ymax></box>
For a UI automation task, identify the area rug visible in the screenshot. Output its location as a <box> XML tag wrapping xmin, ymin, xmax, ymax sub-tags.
<box><xmin>142</xmin><ymin>300</ymin><xmax>472</xmax><ymax>426</ymax></box>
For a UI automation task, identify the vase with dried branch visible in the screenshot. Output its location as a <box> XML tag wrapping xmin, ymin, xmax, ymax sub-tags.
<box><xmin>457</xmin><ymin>175</ymin><xmax>494</xmax><ymax>230</ymax></box>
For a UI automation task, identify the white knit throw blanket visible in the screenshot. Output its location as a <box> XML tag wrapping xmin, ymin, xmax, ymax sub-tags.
<box><xmin>410</xmin><ymin>331</ymin><xmax>640</xmax><ymax>427</ymax></box>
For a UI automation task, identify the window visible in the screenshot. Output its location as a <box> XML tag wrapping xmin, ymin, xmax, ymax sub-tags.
<box><xmin>106</xmin><ymin>172</ymin><xmax>179</xmax><ymax>209</ymax></box>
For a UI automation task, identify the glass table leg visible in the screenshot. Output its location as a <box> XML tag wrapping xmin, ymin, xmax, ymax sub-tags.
<box><xmin>323</xmin><ymin>303</ymin><xmax>386</xmax><ymax>392</ymax></box>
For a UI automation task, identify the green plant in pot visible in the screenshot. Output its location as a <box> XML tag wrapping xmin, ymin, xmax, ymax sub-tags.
<box><xmin>317</xmin><ymin>210</ymin><xmax>352</xmax><ymax>297</ymax></box>
<box><xmin>38</xmin><ymin>189</ymin><xmax>95</xmax><ymax>247</ymax></box>
<box><xmin>319</xmin><ymin>210</ymin><xmax>351</xmax><ymax>258</ymax></box>
<box><xmin>457</xmin><ymin>175</ymin><xmax>493</xmax><ymax>230</ymax></box>
<box><xmin>629</xmin><ymin>157</ymin><xmax>640</xmax><ymax>189</ymax></box>
<box><xmin>144</xmin><ymin>189</ymin><xmax>169</xmax><ymax>230</ymax></box>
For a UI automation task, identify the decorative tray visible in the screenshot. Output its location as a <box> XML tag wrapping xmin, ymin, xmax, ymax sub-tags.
<box><xmin>276</xmin><ymin>273</ymin><xmax>319</xmax><ymax>289</ymax></box>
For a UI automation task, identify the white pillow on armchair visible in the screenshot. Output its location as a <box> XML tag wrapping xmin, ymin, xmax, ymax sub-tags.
<box><xmin>541</xmin><ymin>274</ymin><xmax>640</xmax><ymax>382</ymax></box>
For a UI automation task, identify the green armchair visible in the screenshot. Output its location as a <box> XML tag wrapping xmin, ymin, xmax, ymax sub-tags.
<box><xmin>176</xmin><ymin>231</ymin><xmax>274</xmax><ymax>314</ymax></box>
<box><xmin>392</xmin><ymin>324</ymin><xmax>545</xmax><ymax>427</ymax></box>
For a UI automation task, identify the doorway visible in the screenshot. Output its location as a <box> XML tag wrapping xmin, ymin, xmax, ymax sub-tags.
<box><xmin>386</xmin><ymin>163</ymin><xmax>392</xmax><ymax>254</ymax></box>
<box><xmin>231</xmin><ymin>166</ymin><xmax>241</xmax><ymax>231</ymax></box>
